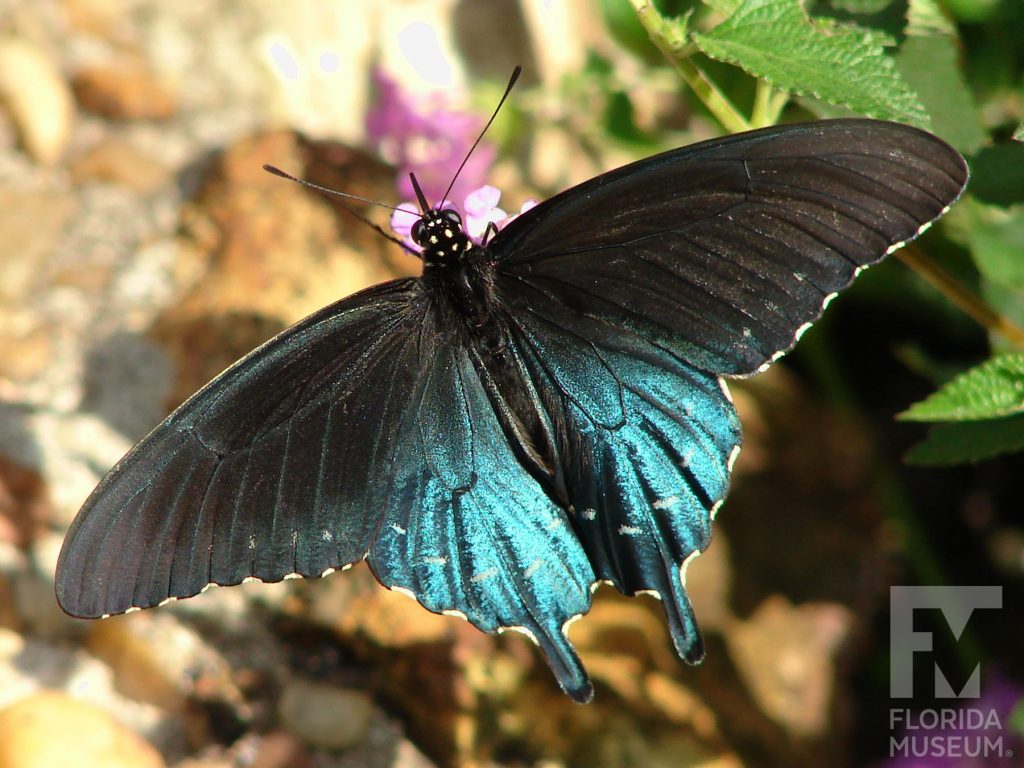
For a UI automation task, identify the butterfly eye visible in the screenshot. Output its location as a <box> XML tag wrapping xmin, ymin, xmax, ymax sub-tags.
<box><xmin>410</xmin><ymin>219</ymin><xmax>425</xmax><ymax>245</ymax></box>
<box><xmin>443</xmin><ymin>210</ymin><xmax>462</xmax><ymax>228</ymax></box>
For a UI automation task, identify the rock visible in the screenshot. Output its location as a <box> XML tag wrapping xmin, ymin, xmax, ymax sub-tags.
<box><xmin>249</xmin><ymin>730</ymin><xmax>313</xmax><ymax>768</ymax></box>
<box><xmin>725</xmin><ymin>596</ymin><xmax>853</xmax><ymax>738</ymax></box>
<box><xmin>70</xmin><ymin>138</ymin><xmax>173</xmax><ymax>193</ymax></box>
<box><xmin>0</xmin><ymin>184</ymin><xmax>78</xmax><ymax>385</ymax></box>
<box><xmin>0</xmin><ymin>692</ymin><xmax>164</xmax><ymax>768</ymax></box>
<box><xmin>72</xmin><ymin>62</ymin><xmax>178</xmax><ymax>121</ymax></box>
<box><xmin>156</xmin><ymin>132</ymin><xmax>398</xmax><ymax>408</ymax></box>
<box><xmin>85</xmin><ymin>610</ymin><xmax>242</xmax><ymax>715</ymax></box>
<box><xmin>0</xmin><ymin>455</ymin><xmax>49</xmax><ymax>549</ymax></box>
<box><xmin>278</xmin><ymin>680</ymin><xmax>374</xmax><ymax>750</ymax></box>
<box><xmin>0</xmin><ymin>38</ymin><xmax>75</xmax><ymax>165</ymax></box>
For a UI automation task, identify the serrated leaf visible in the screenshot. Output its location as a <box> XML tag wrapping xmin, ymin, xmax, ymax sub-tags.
<box><xmin>703</xmin><ymin>0</ymin><xmax>742</xmax><ymax>14</ymax></box>
<box><xmin>900</xmin><ymin>353</ymin><xmax>1024</xmax><ymax>422</ymax></box>
<box><xmin>904</xmin><ymin>413</ymin><xmax>1024</xmax><ymax>465</ymax></box>
<box><xmin>692</xmin><ymin>0</ymin><xmax>929</xmax><ymax>126</ymax></box>
<box><xmin>894</xmin><ymin>34</ymin><xmax>984</xmax><ymax>153</ymax></box>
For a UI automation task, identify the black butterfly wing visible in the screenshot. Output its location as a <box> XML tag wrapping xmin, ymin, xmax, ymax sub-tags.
<box><xmin>57</xmin><ymin>276</ymin><xmax>597</xmax><ymax>700</ymax></box>
<box><xmin>55</xmin><ymin>279</ymin><xmax>424</xmax><ymax>618</ymax></box>
<box><xmin>494</xmin><ymin>119</ymin><xmax>969</xmax><ymax>376</ymax></box>
<box><xmin>487</xmin><ymin>118</ymin><xmax>967</xmax><ymax>661</ymax></box>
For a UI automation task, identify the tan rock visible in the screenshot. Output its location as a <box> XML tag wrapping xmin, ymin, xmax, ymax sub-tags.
<box><xmin>69</xmin><ymin>138</ymin><xmax>172</xmax><ymax>193</ymax></box>
<box><xmin>0</xmin><ymin>38</ymin><xmax>75</xmax><ymax>165</ymax></box>
<box><xmin>0</xmin><ymin>691</ymin><xmax>164</xmax><ymax>768</ymax></box>
<box><xmin>277</xmin><ymin>680</ymin><xmax>374</xmax><ymax>750</ymax></box>
<box><xmin>73</xmin><ymin>62</ymin><xmax>177</xmax><ymax>121</ymax></box>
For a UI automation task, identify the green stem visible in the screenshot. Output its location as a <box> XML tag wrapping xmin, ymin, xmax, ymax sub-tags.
<box><xmin>897</xmin><ymin>244</ymin><xmax>1024</xmax><ymax>347</ymax></box>
<box><xmin>629</xmin><ymin>0</ymin><xmax>750</xmax><ymax>133</ymax></box>
<box><xmin>750</xmin><ymin>80</ymin><xmax>775</xmax><ymax>128</ymax></box>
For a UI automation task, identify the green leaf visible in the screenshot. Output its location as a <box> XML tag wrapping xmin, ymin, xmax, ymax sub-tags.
<box><xmin>600</xmin><ymin>0</ymin><xmax>662</xmax><ymax>61</ymax></box>
<box><xmin>906</xmin><ymin>0</ymin><xmax>955</xmax><ymax>36</ymax></box>
<box><xmin>900</xmin><ymin>353</ymin><xmax>1024</xmax><ymax>422</ymax></box>
<box><xmin>941</xmin><ymin>0</ymin><xmax>1002</xmax><ymax>23</ymax></box>
<box><xmin>691</xmin><ymin>0</ymin><xmax>929</xmax><ymax>126</ymax></box>
<box><xmin>969</xmin><ymin>144</ymin><xmax>1024</xmax><ymax>208</ymax></box>
<box><xmin>703</xmin><ymin>0</ymin><xmax>742</xmax><ymax>13</ymax></box>
<box><xmin>967</xmin><ymin>206</ymin><xmax>1024</xmax><ymax>293</ymax></box>
<box><xmin>1010</xmin><ymin>699</ymin><xmax>1024</xmax><ymax>738</ymax></box>
<box><xmin>827</xmin><ymin>0</ymin><xmax>893</xmax><ymax>13</ymax></box>
<box><xmin>904</xmin><ymin>413</ymin><xmax>1024</xmax><ymax>465</ymax></box>
<box><xmin>1014</xmin><ymin>124</ymin><xmax>1024</xmax><ymax>143</ymax></box>
<box><xmin>894</xmin><ymin>34</ymin><xmax>984</xmax><ymax>153</ymax></box>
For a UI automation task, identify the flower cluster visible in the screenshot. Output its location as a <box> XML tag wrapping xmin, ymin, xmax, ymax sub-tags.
<box><xmin>366</xmin><ymin>69</ymin><xmax>494</xmax><ymax>215</ymax></box>
<box><xmin>389</xmin><ymin>186</ymin><xmax>537</xmax><ymax>251</ymax></box>
<box><xmin>367</xmin><ymin>69</ymin><xmax>535</xmax><ymax>252</ymax></box>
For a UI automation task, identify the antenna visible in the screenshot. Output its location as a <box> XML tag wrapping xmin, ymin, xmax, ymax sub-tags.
<box><xmin>262</xmin><ymin>164</ymin><xmax>416</xmax><ymax>254</ymax></box>
<box><xmin>262</xmin><ymin>66</ymin><xmax>523</xmax><ymax>253</ymax></box>
<box><xmin>262</xmin><ymin>164</ymin><xmax>407</xmax><ymax>213</ymax></box>
<box><xmin>437</xmin><ymin>65</ymin><xmax>522</xmax><ymax>209</ymax></box>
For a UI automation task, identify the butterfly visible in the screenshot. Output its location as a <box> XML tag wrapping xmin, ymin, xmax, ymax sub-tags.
<box><xmin>56</xmin><ymin>116</ymin><xmax>968</xmax><ymax>703</ymax></box>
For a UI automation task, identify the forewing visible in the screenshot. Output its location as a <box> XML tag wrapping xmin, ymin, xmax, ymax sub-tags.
<box><xmin>493</xmin><ymin>119</ymin><xmax>968</xmax><ymax>375</ymax></box>
<box><xmin>366</xmin><ymin>314</ymin><xmax>597</xmax><ymax>702</ymax></box>
<box><xmin>56</xmin><ymin>279</ymin><xmax>424</xmax><ymax>619</ymax></box>
<box><xmin>497</xmin><ymin>279</ymin><xmax>741</xmax><ymax>663</ymax></box>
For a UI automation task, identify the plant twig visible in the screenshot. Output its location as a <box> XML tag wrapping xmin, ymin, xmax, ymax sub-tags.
<box><xmin>897</xmin><ymin>244</ymin><xmax>1024</xmax><ymax>347</ymax></box>
<box><xmin>629</xmin><ymin>0</ymin><xmax>750</xmax><ymax>133</ymax></box>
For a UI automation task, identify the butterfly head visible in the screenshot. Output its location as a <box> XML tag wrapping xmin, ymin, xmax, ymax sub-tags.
<box><xmin>412</xmin><ymin>208</ymin><xmax>475</xmax><ymax>267</ymax></box>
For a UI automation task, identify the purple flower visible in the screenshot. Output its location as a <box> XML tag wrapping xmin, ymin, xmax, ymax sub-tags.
<box><xmin>366</xmin><ymin>68</ymin><xmax>495</xmax><ymax>212</ymax></box>
<box><xmin>391</xmin><ymin>187</ymin><xmax>538</xmax><ymax>251</ymax></box>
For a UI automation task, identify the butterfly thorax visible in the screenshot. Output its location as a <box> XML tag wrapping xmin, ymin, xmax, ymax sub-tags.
<box><xmin>414</xmin><ymin>209</ymin><xmax>569</xmax><ymax>503</ymax></box>
<box><xmin>416</xmin><ymin>208</ymin><xmax>498</xmax><ymax>329</ymax></box>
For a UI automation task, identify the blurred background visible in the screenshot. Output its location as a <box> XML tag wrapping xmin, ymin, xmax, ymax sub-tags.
<box><xmin>0</xmin><ymin>1</ymin><xmax>1022</xmax><ymax>766</ymax></box>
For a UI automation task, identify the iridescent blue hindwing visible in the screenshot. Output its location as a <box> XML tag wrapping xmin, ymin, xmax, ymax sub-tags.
<box><xmin>500</xmin><ymin>280</ymin><xmax>741</xmax><ymax>662</ymax></box>
<box><xmin>367</xmin><ymin>324</ymin><xmax>596</xmax><ymax>701</ymax></box>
